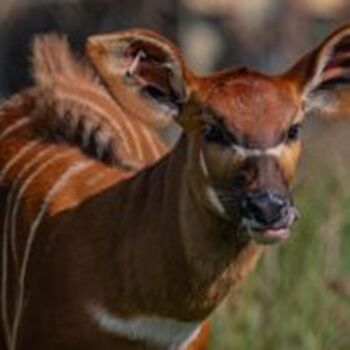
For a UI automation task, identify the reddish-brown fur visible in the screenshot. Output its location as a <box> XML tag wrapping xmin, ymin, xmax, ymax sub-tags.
<box><xmin>1</xmin><ymin>25</ymin><xmax>350</xmax><ymax>349</ymax></box>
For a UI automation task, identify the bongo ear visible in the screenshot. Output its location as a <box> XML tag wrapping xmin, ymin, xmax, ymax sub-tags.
<box><xmin>284</xmin><ymin>25</ymin><xmax>350</xmax><ymax>118</ymax></box>
<box><xmin>87</xmin><ymin>29</ymin><xmax>191</xmax><ymax>127</ymax></box>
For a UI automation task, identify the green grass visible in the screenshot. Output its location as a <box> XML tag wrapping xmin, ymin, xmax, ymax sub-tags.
<box><xmin>210</xmin><ymin>162</ymin><xmax>350</xmax><ymax>350</ymax></box>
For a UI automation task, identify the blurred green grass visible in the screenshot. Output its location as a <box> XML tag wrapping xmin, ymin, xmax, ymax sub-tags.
<box><xmin>210</xmin><ymin>120</ymin><xmax>350</xmax><ymax>350</ymax></box>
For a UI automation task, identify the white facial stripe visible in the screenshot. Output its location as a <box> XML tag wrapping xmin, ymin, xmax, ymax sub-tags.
<box><xmin>233</xmin><ymin>143</ymin><xmax>284</xmax><ymax>159</ymax></box>
<box><xmin>206</xmin><ymin>186</ymin><xmax>226</xmax><ymax>216</ymax></box>
<box><xmin>198</xmin><ymin>150</ymin><xmax>226</xmax><ymax>216</ymax></box>
<box><xmin>199</xmin><ymin>150</ymin><xmax>209</xmax><ymax>178</ymax></box>
<box><xmin>88</xmin><ymin>303</ymin><xmax>200</xmax><ymax>349</ymax></box>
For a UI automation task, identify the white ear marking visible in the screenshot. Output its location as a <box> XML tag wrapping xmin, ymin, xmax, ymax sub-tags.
<box><xmin>126</xmin><ymin>50</ymin><xmax>146</xmax><ymax>79</ymax></box>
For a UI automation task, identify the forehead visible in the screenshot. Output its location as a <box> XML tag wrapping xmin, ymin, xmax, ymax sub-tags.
<box><xmin>204</xmin><ymin>70</ymin><xmax>299</xmax><ymax>147</ymax></box>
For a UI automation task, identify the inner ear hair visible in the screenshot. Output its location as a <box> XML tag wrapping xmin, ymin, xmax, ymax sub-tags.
<box><xmin>308</xmin><ymin>26</ymin><xmax>350</xmax><ymax>93</ymax></box>
<box><xmin>125</xmin><ymin>50</ymin><xmax>147</xmax><ymax>82</ymax></box>
<box><xmin>86</xmin><ymin>29</ymin><xmax>191</xmax><ymax>125</ymax></box>
<box><xmin>284</xmin><ymin>25</ymin><xmax>350</xmax><ymax>95</ymax></box>
<box><xmin>284</xmin><ymin>25</ymin><xmax>350</xmax><ymax>118</ymax></box>
<box><xmin>123</xmin><ymin>44</ymin><xmax>186</xmax><ymax>116</ymax></box>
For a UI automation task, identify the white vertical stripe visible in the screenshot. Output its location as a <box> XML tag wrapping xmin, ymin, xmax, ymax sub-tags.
<box><xmin>6</xmin><ymin>146</ymin><xmax>55</xmax><ymax>267</ymax></box>
<box><xmin>65</xmin><ymin>86</ymin><xmax>144</xmax><ymax>160</ymax></box>
<box><xmin>1</xmin><ymin>212</ymin><xmax>10</xmax><ymax>349</ymax></box>
<box><xmin>0</xmin><ymin>118</ymin><xmax>30</xmax><ymax>141</ymax></box>
<box><xmin>9</xmin><ymin>150</ymin><xmax>73</xmax><ymax>267</ymax></box>
<box><xmin>1</xmin><ymin>140</ymin><xmax>39</xmax><ymax>348</ymax></box>
<box><xmin>139</xmin><ymin>126</ymin><xmax>161</xmax><ymax>161</ymax></box>
<box><xmin>57</xmin><ymin>91</ymin><xmax>133</xmax><ymax>155</ymax></box>
<box><xmin>125</xmin><ymin>122</ymin><xmax>143</xmax><ymax>161</ymax></box>
<box><xmin>5</xmin><ymin>149</ymin><xmax>75</xmax><ymax>346</ymax></box>
<box><xmin>67</xmin><ymin>89</ymin><xmax>141</xmax><ymax>158</ymax></box>
<box><xmin>0</xmin><ymin>95</ymin><xmax>24</xmax><ymax>114</ymax></box>
<box><xmin>0</xmin><ymin>141</ymin><xmax>39</xmax><ymax>183</ymax></box>
<box><xmin>10</xmin><ymin>160</ymin><xmax>93</xmax><ymax>350</ymax></box>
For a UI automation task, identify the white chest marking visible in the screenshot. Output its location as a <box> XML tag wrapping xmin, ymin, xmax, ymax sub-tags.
<box><xmin>88</xmin><ymin>303</ymin><xmax>201</xmax><ymax>349</ymax></box>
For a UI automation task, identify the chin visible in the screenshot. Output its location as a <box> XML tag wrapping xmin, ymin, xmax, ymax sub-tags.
<box><xmin>248</xmin><ymin>227</ymin><xmax>291</xmax><ymax>245</ymax></box>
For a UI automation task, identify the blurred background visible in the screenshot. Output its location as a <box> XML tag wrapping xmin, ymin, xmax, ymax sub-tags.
<box><xmin>0</xmin><ymin>0</ymin><xmax>349</xmax><ymax>349</ymax></box>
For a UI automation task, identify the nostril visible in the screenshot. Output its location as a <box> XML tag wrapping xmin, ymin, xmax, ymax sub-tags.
<box><xmin>240</xmin><ymin>195</ymin><xmax>266</xmax><ymax>221</ymax></box>
<box><xmin>280</xmin><ymin>204</ymin><xmax>290</xmax><ymax>217</ymax></box>
<box><xmin>240</xmin><ymin>191</ymin><xmax>290</xmax><ymax>226</ymax></box>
